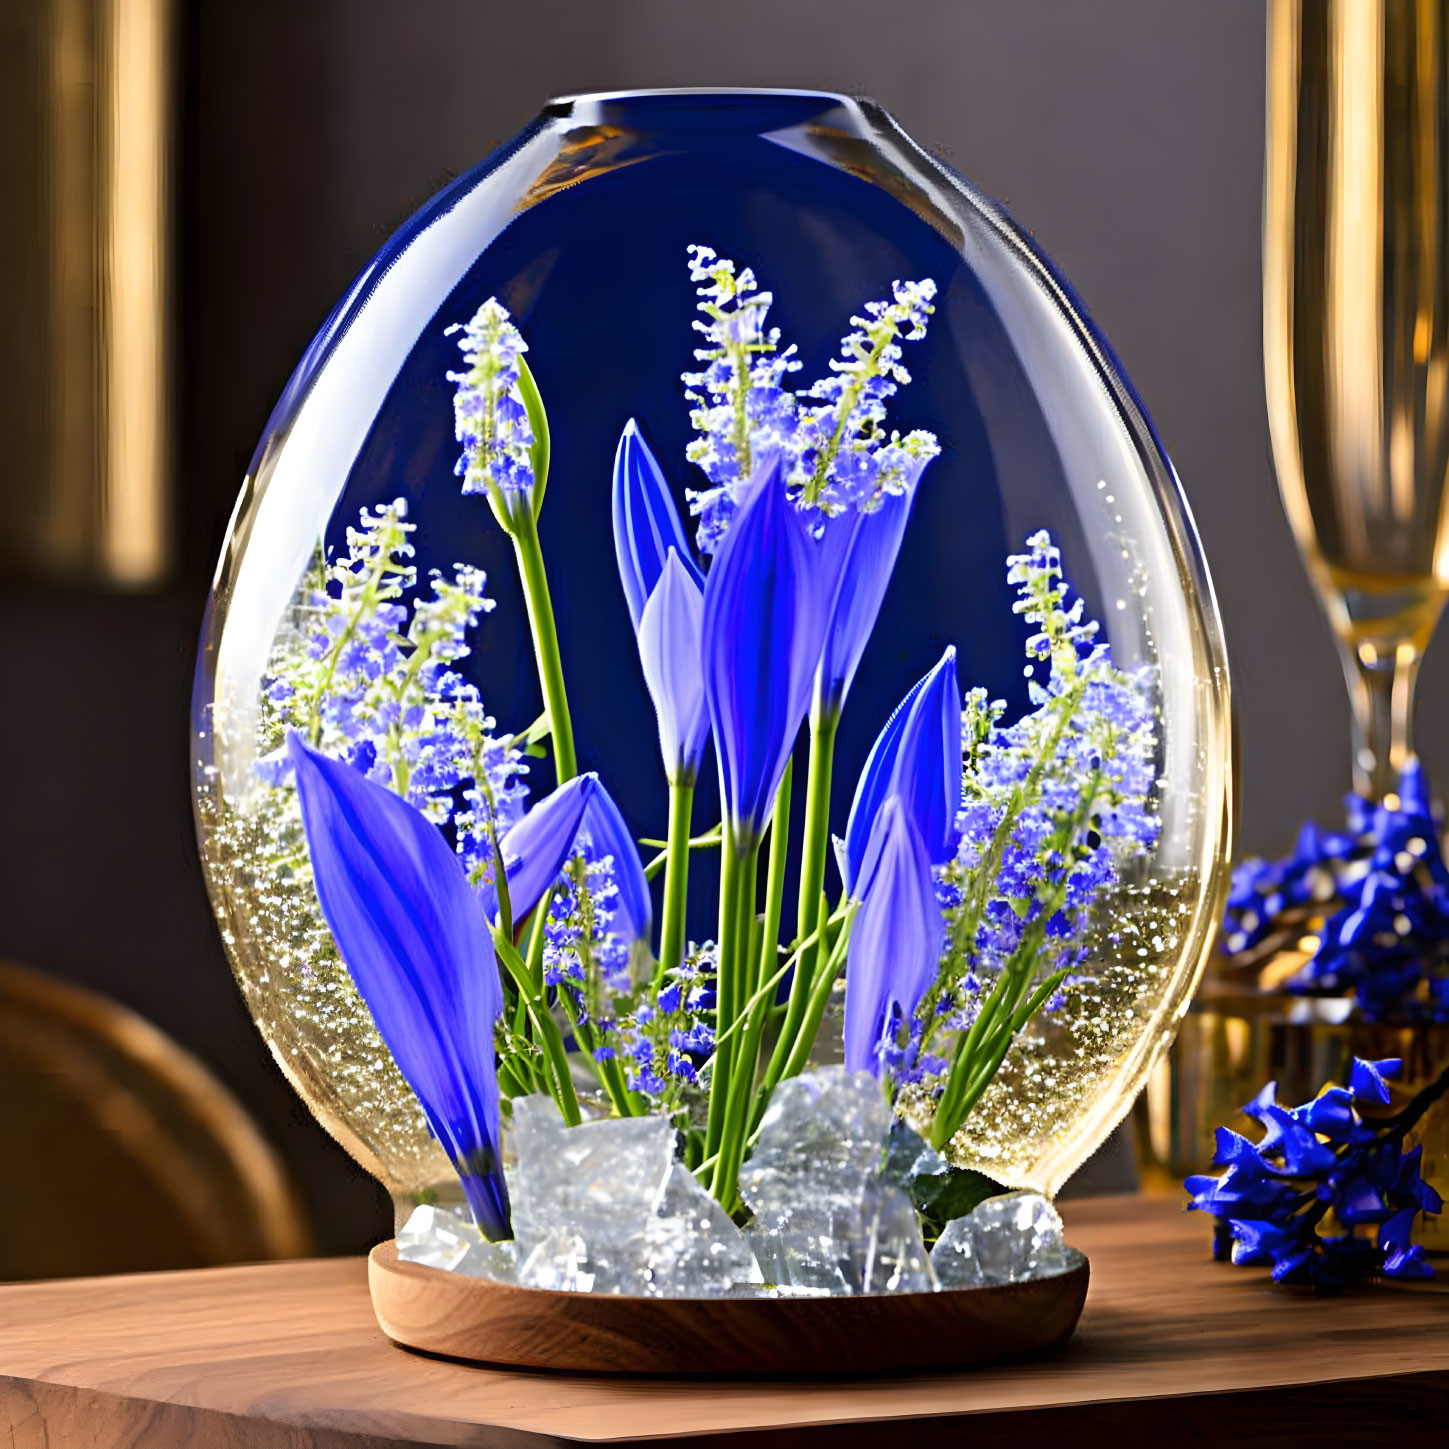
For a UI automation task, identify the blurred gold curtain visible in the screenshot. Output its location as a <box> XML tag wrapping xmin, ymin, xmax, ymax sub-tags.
<box><xmin>0</xmin><ymin>0</ymin><xmax>172</xmax><ymax>586</ymax></box>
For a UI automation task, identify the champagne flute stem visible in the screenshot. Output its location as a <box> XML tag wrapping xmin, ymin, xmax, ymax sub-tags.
<box><xmin>1339</xmin><ymin>636</ymin><xmax>1421</xmax><ymax>799</ymax></box>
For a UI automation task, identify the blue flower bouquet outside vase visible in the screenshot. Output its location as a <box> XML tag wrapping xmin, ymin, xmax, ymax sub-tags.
<box><xmin>193</xmin><ymin>88</ymin><xmax>1232</xmax><ymax>1370</ymax></box>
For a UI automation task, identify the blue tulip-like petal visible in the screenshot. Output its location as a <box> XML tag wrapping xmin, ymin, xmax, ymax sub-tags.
<box><xmin>1259</xmin><ymin>1104</ymin><xmax>1337</xmax><ymax>1176</ymax></box>
<box><xmin>1184</xmin><ymin>1162</ymin><xmax>1298</xmax><ymax>1217</ymax></box>
<box><xmin>1384</xmin><ymin>1241</ymin><xmax>1434</xmax><ymax>1279</ymax></box>
<box><xmin>637</xmin><ymin>549</ymin><xmax>709</xmax><ymax>781</ymax></box>
<box><xmin>841</xmin><ymin>647</ymin><xmax>963</xmax><ymax>896</ymax></box>
<box><xmin>613</xmin><ymin>420</ymin><xmax>705</xmax><ymax>631</ymax></box>
<box><xmin>497</xmin><ymin>774</ymin><xmax>594</xmax><ymax>920</ymax></box>
<box><xmin>844</xmin><ymin>796</ymin><xmax>944</xmax><ymax>1075</ymax></box>
<box><xmin>702</xmin><ymin>455</ymin><xmax>828</xmax><ymax>842</ymax></box>
<box><xmin>1212</xmin><ymin>1127</ymin><xmax>1266</xmax><ymax>1170</ymax></box>
<box><xmin>1240</xmin><ymin>1079</ymin><xmax>1284</xmax><ymax>1148</ymax></box>
<box><xmin>815</xmin><ymin>465</ymin><xmax>925</xmax><ymax>714</ymax></box>
<box><xmin>1228</xmin><ymin>1218</ymin><xmax>1295</xmax><ymax>1267</ymax></box>
<box><xmin>1297</xmin><ymin>1087</ymin><xmax>1355</xmax><ymax>1139</ymax></box>
<box><xmin>287</xmin><ymin>734</ymin><xmax>510</xmax><ymax>1239</ymax></box>
<box><xmin>1349</xmin><ymin>1056</ymin><xmax>1401</xmax><ymax>1105</ymax></box>
<box><xmin>578</xmin><ymin>778</ymin><xmax>654</xmax><ymax>945</ymax></box>
<box><xmin>1334</xmin><ymin>1171</ymin><xmax>1389</xmax><ymax>1225</ymax></box>
<box><xmin>498</xmin><ymin>772</ymin><xmax>651</xmax><ymax>943</ymax></box>
<box><xmin>840</xmin><ymin>672</ymin><xmax>926</xmax><ymax>894</ymax></box>
<box><xmin>1398</xmin><ymin>1144</ymin><xmax>1444</xmax><ymax>1213</ymax></box>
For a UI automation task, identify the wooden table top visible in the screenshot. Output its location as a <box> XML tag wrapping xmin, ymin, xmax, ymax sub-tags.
<box><xmin>1</xmin><ymin>1193</ymin><xmax>1445</xmax><ymax>1447</ymax></box>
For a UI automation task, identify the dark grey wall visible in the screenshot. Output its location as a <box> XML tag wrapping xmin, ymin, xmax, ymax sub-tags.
<box><xmin>7</xmin><ymin>0</ymin><xmax>1437</xmax><ymax>1249</ymax></box>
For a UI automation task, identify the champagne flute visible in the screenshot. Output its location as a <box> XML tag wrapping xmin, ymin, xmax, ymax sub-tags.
<box><xmin>1265</xmin><ymin>0</ymin><xmax>1449</xmax><ymax>801</ymax></box>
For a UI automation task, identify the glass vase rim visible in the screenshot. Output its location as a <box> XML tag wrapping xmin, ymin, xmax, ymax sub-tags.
<box><xmin>541</xmin><ymin>86</ymin><xmax>874</xmax><ymax>127</ymax></box>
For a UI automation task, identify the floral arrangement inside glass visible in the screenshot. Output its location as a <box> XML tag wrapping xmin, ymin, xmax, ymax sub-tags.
<box><xmin>193</xmin><ymin>92</ymin><xmax>1231</xmax><ymax>1363</ymax></box>
<box><xmin>255</xmin><ymin>252</ymin><xmax>1154</xmax><ymax>1296</ymax></box>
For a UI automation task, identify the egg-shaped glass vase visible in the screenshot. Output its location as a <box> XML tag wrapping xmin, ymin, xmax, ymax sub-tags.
<box><xmin>193</xmin><ymin>89</ymin><xmax>1232</xmax><ymax>1239</ymax></box>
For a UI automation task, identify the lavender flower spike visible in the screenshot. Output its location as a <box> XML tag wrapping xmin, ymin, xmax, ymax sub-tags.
<box><xmin>612</xmin><ymin>420</ymin><xmax>705</xmax><ymax>630</ymax></box>
<box><xmin>447</xmin><ymin>298</ymin><xmax>547</xmax><ymax>531</ymax></box>
<box><xmin>498</xmin><ymin>773</ymin><xmax>652</xmax><ymax>942</ymax></box>
<box><xmin>703</xmin><ymin>455</ymin><xmax>828</xmax><ymax>844</ymax></box>
<box><xmin>840</xmin><ymin>646</ymin><xmax>963</xmax><ymax>895</ymax></box>
<box><xmin>637</xmin><ymin>550</ymin><xmax>709</xmax><ymax>783</ymax></box>
<box><xmin>844</xmin><ymin>796</ymin><xmax>944</xmax><ymax>1075</ymax></box>
<box><xmin>287</xmin><ymin>734</ymin><xmax>510</xmax><ymax>1239</ymax></box>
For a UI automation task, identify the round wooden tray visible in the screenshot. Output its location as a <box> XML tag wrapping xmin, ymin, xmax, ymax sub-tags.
<box><xmin>368</xmin><ymin>1239</ymin><xmax>1090</xmax><ymax>1375</ymax></box>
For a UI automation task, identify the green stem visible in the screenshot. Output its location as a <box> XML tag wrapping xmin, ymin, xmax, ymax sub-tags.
<box><xmin>707</xmin><ymin>770</ymin><xmax>795</xmax><ymax>1205</ymax></box>
<box><xmin>777</xmin><ymin>914</ymin><xmax>856</xmax><ymax>1083</ymax></box>
<box><xmin>715</xmin><ymin>913</ymin><xmax>801</xmax><ymax>1205</ymax></box>
<box><xmin>555</xmin><ymin>982</ymin><xmax>635</xmax><ymax>1117</ymax></box>
<box><xmin>497</xmin><ymin>497</ymin><xmax>580</xmax><ymax>1100</ymax></box>
<box><xmin>940</xmin><ymin>956</ymin><xmax>1019</xmax><ymax>1108</ymax></box>
<box><xmin>704</xmin><ymin>836</ymin><xmax>759</xmax><ymax>1185</ymax></box>
<box><xmin>524</xmin><ymin>886</ymin><xmax>551</xmax><ymax>990</ymax></box>
<box><xmin>764</xmin><ymin>710</ymin><xmax>837</xmax><ymax>1088</ymax></box>
<box><xmin>505</xmin><ymin>994</ymin><xmax>544</xmax><ymax>1094</ymax></box>
<box><xmin>756</xmin><ymin>760</ymin><xmax>793</xmax><ymax>998</ymax></box>
<box><xmin>642</xmin><ymin>823</ymin><xmax>720</xmax><ymax>882</ymax></box>
<box><xmin>656</xmin><ymin>779</ymin><xmax>695</xmax><ymax>981</ymax></box>
<box><xmin>933</xmin><ymin>968</ymin><xmax>1068</xmax><ymax>1146</ymax></box>
<box><xmin>704</xmin><ymin>843</ymin><xmax>743</xmax><ymax>1161</ymax></box>
<box><xmin>951</xmin><ymin>681</ymin><xmax>1085</xmax><ymax>966</ymax></box>
<box><xmin>509</xmin><ymin>508</ymin><xmax>577</xmax><ymax>784</ymax></box>
<box><xmin>494</xmin><ymin>932</ymin><xmax>580</xmax><ymax>1125</ymax></box>
<box><xmin>497</xmin><ymin>1055</ymin><xmax>528</xmax><ymax>1100</ymax></box>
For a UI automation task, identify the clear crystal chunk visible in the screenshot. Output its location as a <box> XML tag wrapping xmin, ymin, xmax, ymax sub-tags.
<box><xmin>882</xmin><ymin>1120</ymin><xmax>949</xmax><ymax>1191</ymax></box>
<box><xmin>510</xmin><ymin>1095</ymin><xmax>675</xmax><ymax>1293</ymax></box>
<box><xmin>396</xmin><ymin>1203</ymin><xmax>519</xmax><ymax>1282</ymax></box>
<box><xmin>396</xmin><ymin>1078</ymin><xmax>1014</xmax><ymax>1298</ymax></box>
<box><xmin>930</xmin><ymin>1190</ymin><xmax>1070</xmax><ymax>1288</ymax></box>
<box><xmin>860</xmin><ymin>1183</ymin><xmax>937</xmax><ymax>1294</ymax></box>
<box><xmin>518</xmin><ymin>1225</ymin><xmax>594</xmax><ymax>1292</ymax></box>
<box><xmin>741</xmin><ymin>1068</ymin><xmax>892</xmax><ymax>1196</ymax></box>
<box><xmin>508</xmin><ymin>1095</ymin><xmax>762</xmax><ymax>1295</ymax></box>
<box><xmin>639</xmin><ymin>1162</ymin><xmax>763</xmax><ymax>1296</ymax></box>
<box><xmin>740</xmin><ymin>1067</ymin><xmax>932</xmax><ymax>1295</ymax></box>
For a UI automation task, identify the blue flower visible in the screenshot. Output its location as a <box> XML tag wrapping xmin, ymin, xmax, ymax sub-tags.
<box><xmin>791</xmin><ymin>277</ymin><xmax>940</xmax><ymax>515</ymax></box>
<box><xmin>681</xmin><ymin>247</ymin><xmax>802</xmax><ymax>553</ymax></box>
<box><xmin>542</xmin><ymin>844</ymin><xmax>634</xmax><ymax>996</ymax></box>
<box><xmin>497</xmin><ymin>772</ymin><xmax>651</xmax><ymax>945</ymax></box>
<box><xmin>287</xmin><ymin>734</ymin><xmax>510</xmax><ymax>1239</ymax></box>
<box><xmin>840</xmin><ymin>647</ymin><xmax>962</xmax><ymax>896</ymax></box>
<box><xmin>1349</xmin><ymin>1055</ymin><xmax>1401</xmax><ymax>1106</ymax></box>
<box><xmin>1223</xmin><ymin>756</ymin><xmax>1449</xmax><ymax>1023</ymax></box>
<box><xmin>257</xmin><ymin>501</ymin><xmax>527</xmax><ymax>858</ymax></box>
<box><xmin>702</xmin><ymin>455</ymin><xmax>828</xmax><ymax>844</ymax></box>
<box><xmin>935</xmin><ymin>534</ymin><xmax>1160</xmax><ymax>1024</ymax></box>
<box><xmin>844</xmin><ymin>796</ymin><xmax>944</xmax><ymax>1076</ymax></box>
<box><xmin>611</xmin><ymin>420</ymin><xmax>707</xmax><ymax>628</ymax></box>
<box><xmin>636</xmin><ymin>550</ymin><xmax>709</xmax><ymax>783</ymax></box>
<box><xmin>679</xmin><ymin>247</ymin><xmax>939</xmax><ymax>554</ymax></box>
<box><xmin>814</xmin><ymin>480</ymin><xmax>924</xmax><ymax>717</ymax></box>
<box><xmin>447</xmin><ymin>298</ymin><xmax>543</xmax><ymax>531</ymax></box>
<box><xmin>1185</xmin><ymin>1055</ymin><xmax>1445</xmax><ymax>1289</ymax></box>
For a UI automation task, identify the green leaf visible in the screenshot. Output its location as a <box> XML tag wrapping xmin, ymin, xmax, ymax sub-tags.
<box><xmin>910</xmin><ymin>1166</ymin><xmax>1007</xmax><ymax>1245</ymax></box>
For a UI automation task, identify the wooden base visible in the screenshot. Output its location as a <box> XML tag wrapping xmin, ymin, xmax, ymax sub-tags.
<box><xmin>367</xmin><ymin>1239</ymin><xmax>1089</xmax><ymax>1375</ymax></box>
